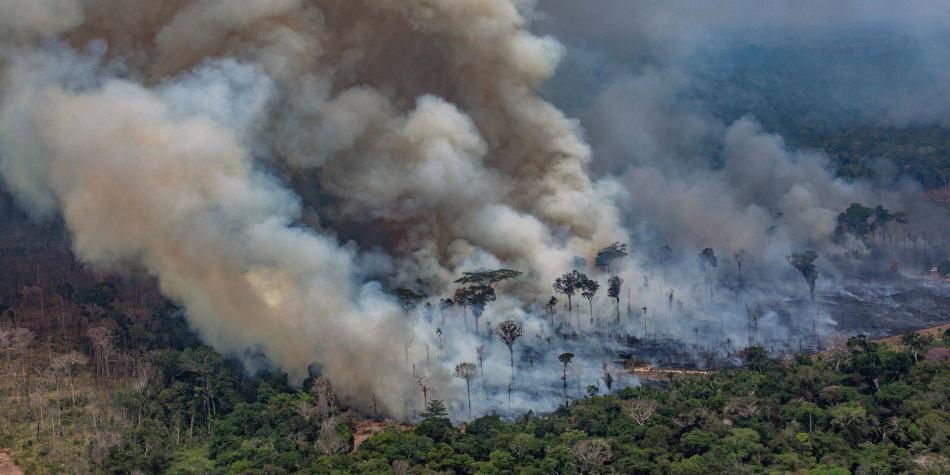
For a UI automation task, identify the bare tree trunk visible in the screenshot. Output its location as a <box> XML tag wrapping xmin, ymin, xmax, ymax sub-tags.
<box><xmin>465</xmin><ymin>381</ymin><xmax>472</xmax><ymax>418</ymax></box>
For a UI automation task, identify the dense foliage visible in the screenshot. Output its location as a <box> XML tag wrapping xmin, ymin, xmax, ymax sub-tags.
<box><xmin>89</xmin><ymin>331</ymin><xmax>950</xmax><ymax>474</ymax></box>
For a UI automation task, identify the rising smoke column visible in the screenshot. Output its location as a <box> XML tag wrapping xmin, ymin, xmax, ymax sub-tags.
<box><xmin>0</xmin><ymin>0</ymin><xmax>625</xmax><ymax>416</ymax></box>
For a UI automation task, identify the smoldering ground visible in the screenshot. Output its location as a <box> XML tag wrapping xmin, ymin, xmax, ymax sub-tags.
<box><xmin>0</xmin><ymin>0</ymin><xmax>947</xmax><ymax>420</ymax></box>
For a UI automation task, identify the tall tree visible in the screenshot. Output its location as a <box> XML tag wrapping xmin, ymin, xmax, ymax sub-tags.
<box><xmin>546</xmin><ymin>296</ymin><xmax>558</xmax><ymax>323</ymax></box>
<box><xmin>454</xmin><ymin>269</ymin><xmax>523</xmax><ymax>289</ymax></box>
<box><xmin>392</xmin><ymin>288</ymin><xmax>423</xmax><ymax>311</ymax></box>
<box><xmin>466</xmin><ymin>285</ymin><xmax>496</xmax><ymax>336</ymax></box>
<box><xmin>835</xmin><ymin>202</ymin><xmax>875</xmax><ymax>239</ymax></box>
<box><xmin>553</xmin><ymin>271</ymin><xmax>580</xmax><ymax>319</ymax></box>
<box><xmin>872</xmin><ymin>205</ymin><xmax>893</xmax><ymax>246</ymax></box>
<box><xmin>415</xmin><ymin>375</ymin><xmax>431</xmax><ymax>408</ymax></box>
<box><xmin>51</xmin><ymin>351</ymin><xmax>87</xmax><ymax>408</ymax></box>
<box><xmin>734</xmin><ymin>250</ymin><xmax>745</xmax><ymax>290</ymax></box>
<box><xmin>594</xmin><ymin>242</ymin><xmax>628</xmax><ymax>272</ymax></box>
<box><xmin>787</xmin><ymin>251</ymin><xmax>819</xmax><ymax>301</ymax></box>
<box><xmin>698</xmin><ymin>248</ymin><xmax>718</xmax><ymax>302</ymax></box>
<box><xmin>668</xmin><ymin>290</ymin><xmax>674</xmax><ymax>317</ymax></box>
<box><xmin>601</xmin><ymin>361</ymin><xmax>614</xmax><ymax>393</ymax></box>
<box><xmin>558</xmin><ymin>352</ymin><xmax>574</xmax><ymax>401</ymax></box>
<box><xmin>439</xmin><ymin>298</ymin><xmax>453</xmax><ymax>325</ymax></box>
<box><xmin>452</xmin><ymin>288</ymin><xmax>469</xmax><ymax>329</ymax></box>
<box><xmin>651</xmin><ymin>245</ymin><xmax>674</xmax><ymax>269</ymax></box>
<box><xmin>578</xmin><ymin>276</ymin><xmax>600</xmax><ymax>326</ymax></box>
<box><xmin>454</xmin><ymin>362</ymin><xmax>478</xmax><ymax>417</ymax></box>
<box><xmin>495</xmin><ymin>320</ymin><xmax>524</xmax><ymax>374</ymax></box>
<box><xmin>476</xmin><ymin>344</ymin><xmax>487</xmax><ymax>396</ymax></box>
<box><xmin>641</xmin><ymin>307</ymin><xmax>648</xmax><ymax>339</ymax></box>
<box><xmin>607</xmin><ymin>276</ymin><xmax>623</xmax><ymax>325</ymax></box>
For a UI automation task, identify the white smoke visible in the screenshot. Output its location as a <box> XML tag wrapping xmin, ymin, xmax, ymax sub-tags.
<box><xmin>0</xmin><ymin>0</ymin><xmax>624</xmax><ymax>417</ymax></box>
<box><xmin>1</xmin><ymin>0</ymin><xmax>946</xmax><ymax>420</ymax></box>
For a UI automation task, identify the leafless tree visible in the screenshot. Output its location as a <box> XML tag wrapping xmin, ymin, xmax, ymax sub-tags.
<box><xmin>624</xmin><ymin>398</ymin><xmax>657</xmax><ymax>426</ymax></box>
<box><xmin>297</xmin><ymin>399</ymin><xmax>319</xmax><ymax>422</ymax></box>
<box><xmin>1</xmin><ymin>326</ymin><xmax>35</xmax><ymax>362</ymax></box>
<box><xmin>316</xmin><ymin>416</ymin><xmax>349</xmax><ymax>455</ymax></box>
<box><xmin>415</xmin><ymin>374</ymin><xmax>431</xmax><ymax>408</ymax></box>
<box><xmin>311</xmin><ymin>377</ymin><xmax>336</xmax><ymax>422</ymax></box>
<box><xmin>87</xmin><ymin>326</ymin><xmax>115</xmax><ymax>377</ymax></box>
<box><xmin>573</xmin><ymin>438</ymin><xmax>613</xmax><ymax>474</ymax></box>
<box><xmin>51</xmin><ymin>351</ymin><xmax>87</xmax><ymax>407</ymax></box>
<box><xmin>1</xmin><ymin>326</ymin><xmax>35</xmax><ymax>399</ymax></box>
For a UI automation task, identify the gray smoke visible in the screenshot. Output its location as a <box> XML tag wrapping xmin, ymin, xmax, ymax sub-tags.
<box><xmin>0</xmin><ymin>0</ymin><xmax>947</xmax><ymax>419</ymax></box>
<box><xmin>536</xmin><ymin>0</ymin><xmax>950</xmax><ymax>263</ymax></box>
<box><xmin>0</xmin><ymin>0</ymin><xmax>626</xmax><ymax>418</ymax></box>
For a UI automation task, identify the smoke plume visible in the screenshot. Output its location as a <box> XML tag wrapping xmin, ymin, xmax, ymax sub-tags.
<box><xmin>0</xmin><ymin>0</ymin><xmax>624</xmax><ymax>417</ymax></box>
<box><xmin>0</xmin><ymin>1</ymin><xmax>947</xmax><ymax>418</ymax></box>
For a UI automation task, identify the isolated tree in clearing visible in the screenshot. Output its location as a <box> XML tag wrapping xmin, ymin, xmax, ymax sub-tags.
<box><xmin>495</xmin><ymin>320</ymin><xmax>523</xmax><ymax>374</ymax></box>
<box><xmin>454</xmin><ymin>362</ymin><xmax>478</xmax><ymax>417</ymax></box>
<box><xmin>788</xmin><ymin>251</ymin><xmax>819</xmax><ymax>301</ymax></box>
<box><xmin>578</xmin><ymin>275</ymin><xmax>600</xmax><ymax>326</ymax></box>
<box><xmin>558</xmin><ymin>352</ymin><xmax>574</xmax><ymax>400</ymax></box>
<box><xmin>553</xmin><ymin>271</ymin><xmax>580</xmax><ymax>317</ymax></box>
<box><xmin>607</xmin><ymin>276</ymin><xmax>623</xmax><ymax>325</ymax></box>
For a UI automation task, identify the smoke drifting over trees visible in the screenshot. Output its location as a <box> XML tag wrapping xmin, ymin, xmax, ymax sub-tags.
<box><xmin>0</xmin><ymin>0</ymin><xmax>625</xmax><ymax>419</ymax></box>
<box><xmin>0</xmin><ymin>0</ymin><xmax>947</xmax><ymax>420</ymax></box>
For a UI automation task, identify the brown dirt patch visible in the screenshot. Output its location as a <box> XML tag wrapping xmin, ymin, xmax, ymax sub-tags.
<box><xmin>0</xmin><ymin>451</ymin><xmax>23</xmax><ymax>475</ymax></box>
<box><xmin>352</xmin><ymin>419</ymin><xmax>413</xmax><ymax>452</ymax></box>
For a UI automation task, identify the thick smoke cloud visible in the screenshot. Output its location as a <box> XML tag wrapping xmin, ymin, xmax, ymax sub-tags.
<box><xmin>536</xmin><ymin>0</ymin><xmax>950</xmax><ymax>262</ymax></box>
<box><xmin>0</xmin><ymin>0</ymin><xmax>947</xmax><ymax>419</ymax></box>
<box><xmin>0</xmin><ymin>0</ymin><xmax>625</xmax><ymax>417</ymax></box>
<box><xmin>0</xmin><ymin>0</ymin><xmax>83</xmax><ymax>40</ymax></box>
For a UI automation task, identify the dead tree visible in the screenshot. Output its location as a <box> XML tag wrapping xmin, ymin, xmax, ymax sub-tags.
<box><xmin>573</xmin><ymin>438</ymin><xmax>613</xmax><ymax>474</ymax></box>
<box><xmin>624</xmin><ymin>398</ymin><xmax>657</xmax><ymax>426</ymax></box>
<box><xmin>51</xmin><ymin>351</ymin><xmax>87</xmax><ymax>408</ymax></box>
<box><xmin>87</xmin><ymin>326</ymin><xmax>115</xmax><ymax>378</ymax></box>
<box><xmin>415</xmin><ymin>374</ymin><xmax>430</xmax><ymax>408</ymax></box>
<box><xmin>311</xmin><ymin>377</ymin><xmax>336</xmax><ymax>422</ymax></box>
